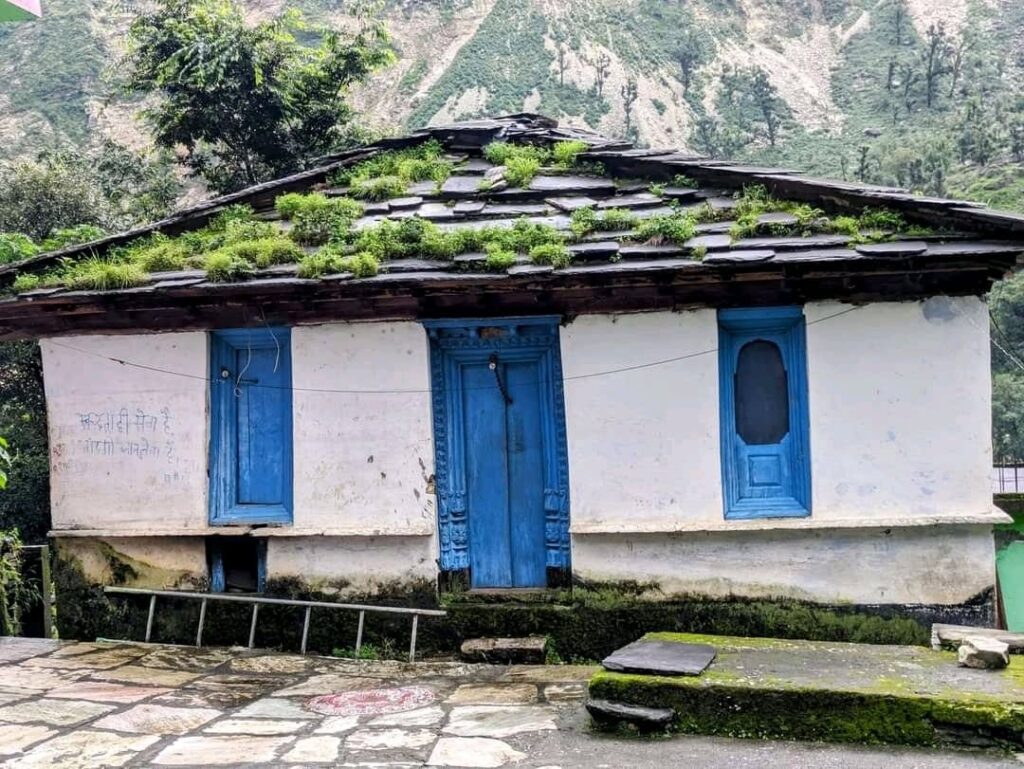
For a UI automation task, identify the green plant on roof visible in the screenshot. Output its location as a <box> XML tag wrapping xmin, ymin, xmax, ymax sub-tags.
<box><xmin>0</xmin><ymin>234</ymin><xmax>40</xmax><ymax>266</ymax></box>
<box><xmin>40</xmin><ymin>225</ymin><xmax>107</xmax><ymax>253</ymax></box>
<box><xmin>570</xmin><ymin>206</ymin><xmax>639</xmax><ymax>237</ymax></box>
<box><xmin>673</xmin><ymin>173</ymin><xmax>698</xmax><ymax>188</ymax></box>
<box><xmin>482</xmin><ymin>141</ymin><xmax>591</xmax><ymax>190</ymax></box>
<box><xmin>529</xmin><ymin>242</ymin><xmax>572</xmax><ymax>268</ymax></box>
<box><xmin>332</xmin><ymin>139</ymin><xmax>453</xmax><ymax>200</ymax></box>
<box><xmin>485</xmin><ymin>243</ymin><xmax>517</xmax><ymax>271</ymax></box>
<box><xmin>276</xmin><ymin>193</ymin><xmax>362</xmax><ymax>246</ymax></box>
<box><xmin>635</xmin><ymin>211</ymin><xmax>698</xmax><ymax>245</ymax></box>
<box><xmin>551</xmin><ymin>140</ymin><xmax>589</xmax><ymax>167</ymax></box>
<box><xmin>203</xmin><ymin>251</ymin><xmax>256</xmax><ymax>282</ymax></box>
<box><xmin>63</xmin><ymin>258</ymin><xmax>148</xmax><ymax>291</ymax></box>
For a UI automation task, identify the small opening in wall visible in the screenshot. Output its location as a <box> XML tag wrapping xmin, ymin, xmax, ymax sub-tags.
<box><xmin>207</xmin><ymin>537</ymin><xmax>265</xmax><ymax>593</ymax></box>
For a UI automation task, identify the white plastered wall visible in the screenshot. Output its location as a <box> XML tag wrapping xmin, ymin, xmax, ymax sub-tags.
<box><xmin>43</xmin><ymin>322</ymin><xmax>439</xmax><ymax>589</ymax></box>
<box><xmin>560</xmin><ymin>298</ymin><xmax>1001</xmax><ymax>604</ymax></box>
<box><xmin>41</xmin><ymin>333</ymin><xmax>210</xmax><ymax>532</ymax></box>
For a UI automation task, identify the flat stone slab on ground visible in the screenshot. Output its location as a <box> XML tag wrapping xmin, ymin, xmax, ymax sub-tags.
<box><xmin>427</xmin><ymin>736</ymin><xmax>526</xmax><ymax>768</ymax></box>
<box><xmin>0</xmin><ymin>638</ymin><xmax>62</xmax><ymax>663</ymax></box>
<box><xmin>586</xmin><ymin>698</ymin><xmax>674</xmax><ymax>729</ymax></box>
<box><xmin>460</xmin><ymin>637</ymin><xmax>547</xmax><ymax>665</ymax></box>
<box><xmin>932</xmin><ymin>624</ymin><xmax>1024</xmax><ymax>652</ymax></box>
<box><xmin>48</xmin><ymin>680</ymin><xmax>172</xmax><ymax>703</ymax></box>
<box><xmin>151</xmin><ymin>735</ymin><xmax>293</xmax><ymax>765</ymax></box>
<box><xmin>499</xmin><ymin>665</ymin><xmax>598</xmax><ymax>683</ymax></box>
<box><xmin>444</xmin><ymin>705</ymin><xmax>558</xmax><ymax>738</ymax></box>
<box><xmin>0</xmin><ymin>698</ymin><xmax>115</xmax><ymax>725</ymax></box>
<box><xmin>235</xmin><ymin>697</ymin><xmax>318</xmax><ymax>719</ymax></box>
<box><xmin>88</xmin><ymin>665</ymin><xmax>201</xmax><ymax>687</ymax></box>
<box><xmin>6</xmin><ymin>729</ymin><xmax>159</xmax><ymax>769</ymax></box>
<box><xmin>369</xmin><ymin>705</ymin><xmax>446</xmax><ymax>727</ymax></box>
<box><xmin>92</xmin><ymin>703</ymin><xmax>221</xmax><ymax>735</ymax></box>
<box><xmin>446</xmin><ymin>683</ymin><xmax>538</xmax><ymax>705</ymax></box>
<box><xmin>345</xmin><ymin>727</ymin><xmax>436</xmax><ymax>751</ymax></box>
<box><xmin>0</xmin><ymin>724</ymin><xmax>57</xmax><ymax>756</ymax></box>
<box><xmin>602</xmin><ymin>639</ymin><xmax>716</xmax><ymax>676</ymax></box>
<box><xmin>282</xmin><ymin>735</ymin><xmax>341</xmax><ymax>762</ymax></box>
<box><xmin>205</xmin><ymin>718</ymin><xmax>308</xmax><ymax>735</ymax></box>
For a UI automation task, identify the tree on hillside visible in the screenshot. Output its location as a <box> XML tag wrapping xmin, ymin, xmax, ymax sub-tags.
<box><xmin>749</xmin><ymin>68</ymin><xmax>787</xmax><ymax>147</ymax></box>
<box><xmin>621</xmin><ymin>77</ymin><xmax>639</xmax><ymax>139</ymax></box>
<box><xmin>0</xmin><ymin>145</ymin><xmax>179</xmax><ymax>241</ymax></box>
<box><xmin>672</xmin><ymin>27</ymin><xmax>713</xmax><ymax>95</ymax></box>
<box><xmin>922</xmin><ymin>23</ymin><xmax>952</xmax><ymax>109</ymax></box>
<box><xmin>0</xmin><ymin>154</ymin><xmax>104</xmax><ymax>241</ymax></box>
<box><xmin>124</xmin><ymin>0</ymin><xmax>395</xmax><ymax>194</ymax></box>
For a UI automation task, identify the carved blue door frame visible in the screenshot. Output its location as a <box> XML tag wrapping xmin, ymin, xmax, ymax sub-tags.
<box><xmin>425</xmin><ymin>317</ymin><xmax>571</xmax><ymax>589</ymax></box>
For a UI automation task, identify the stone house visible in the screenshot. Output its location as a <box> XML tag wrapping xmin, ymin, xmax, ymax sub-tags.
<box><xmin>1</xmin><ymin>115</ymin><xmax>1021</xmax><ymax>624</ymax></box>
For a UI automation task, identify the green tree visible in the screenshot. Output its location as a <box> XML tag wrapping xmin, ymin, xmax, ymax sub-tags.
<box><xmin>0</xmin><ymin>153</ymin><xmax>105</xmax><ymax>241</ymax></box>
<box><xmin>124</xmin><ymin>0</ymin><xmax>395</xmax><ymax>193</ymax></box>
<box><xmin>672</xmin><ymin>27</ymin><xmax>713</xmax><ymax>95</ymax></box>
<box><xmin>0</xmin><ymin>343</ymin><xmax>49</xmax><ymax>543</ymax></box>
<box><xmin>0</xmin><ymin>146</ymin><xmax>179</xmax><ymax>242</ymax></box>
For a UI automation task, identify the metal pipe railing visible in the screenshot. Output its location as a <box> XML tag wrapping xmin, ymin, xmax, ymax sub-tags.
<box><xmin>104</xmin><ymin>587</ymin><xmax>446</xmax><ymax>661</ymax></box>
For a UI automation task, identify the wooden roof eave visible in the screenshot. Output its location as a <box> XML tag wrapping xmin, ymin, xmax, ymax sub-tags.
<box><xmin>0</xmin><ymin>250</ymin><xmax>1017</xmax><ymax>342</ymax></box>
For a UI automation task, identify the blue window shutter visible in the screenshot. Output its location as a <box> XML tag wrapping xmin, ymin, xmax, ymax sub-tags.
<box><xmin>718</xmin><ymin>307</ymin><xmax>811</xmax><ymax>519</ymax></box>
<box><xmin>209</xmin><ymin>328</ymin><xmax>293</xmax><ymax>525</ymax></box>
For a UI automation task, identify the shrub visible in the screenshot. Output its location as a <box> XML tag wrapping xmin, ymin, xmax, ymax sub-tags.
<box><xmin>635</xmin><ymin>212</ymin><xmax>698</xmax><ymax>245</ymax></box>
<box><xmin>63</xmin><ymin>259</ymin><xmax>148</xmax><ymax>290</ymax></box>
<box><xmin>203</xmin><ymin>251</ymin><xmax>255</xmax><ymax>282</ymax></box>
<box><xmin>0</xmin><ymin>234</ymin><xmax>40</xmax><ymax>265</ymax></box>
<box><xmin>485</xmin><ymin>244</ymin><xmax>517</xmax><ymax>270</ymax></box>
<box><xmin>529</xmin><ymin>242</ymin><xmax>572</xmax><ymax>268</ymax></box>
<box><xmin>551</xmin><ymin>140</ymin><xmax>588</xmax><ymax>167</ymax></box>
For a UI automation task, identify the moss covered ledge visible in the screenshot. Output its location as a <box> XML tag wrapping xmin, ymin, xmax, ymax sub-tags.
<box><xmin>588</xmin><ymin>632</ymin><xmax>1024</xmax><ymax>748</ymax></box>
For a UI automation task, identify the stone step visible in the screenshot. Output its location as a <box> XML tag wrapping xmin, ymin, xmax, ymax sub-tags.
<box><xmin>932</xmin><ymin>624</ymin><xmax>1024</xmax><ymax>653</ymax></box>
<box><xmin>460</xmin><ymin>636</ymin><xmax>547</xmax><ymax>665</ymax></box>
<box><xmin>586</xmin><ymin>698</ymin><xmax>674</xmax><ymax>731</ymax></box>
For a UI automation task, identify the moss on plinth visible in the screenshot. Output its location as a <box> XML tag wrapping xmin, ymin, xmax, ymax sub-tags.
<box><xmin>588</xmin><ymin>632</ymin><xmax>1024</xmax><ymax>748</ymax></box>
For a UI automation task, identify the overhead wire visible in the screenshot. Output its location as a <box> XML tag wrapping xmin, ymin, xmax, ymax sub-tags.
<box><xmin>44</xmin><ymin>305</ymin><xmax>863</xmax><ymax>396</ymax></box>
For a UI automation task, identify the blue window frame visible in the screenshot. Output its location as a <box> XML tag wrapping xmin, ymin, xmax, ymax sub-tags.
<box><xmin>718</xmin><ymin>307</ymin><xmax>811</xmax><ymax>519</ymax></box>
<box><xmin>209</xmin><ymin>328</ymin><xmax>293</xmax><ymax>525</ymax></box>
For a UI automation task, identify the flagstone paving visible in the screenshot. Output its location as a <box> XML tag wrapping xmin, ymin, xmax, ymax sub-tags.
<box><xmin>0</xmin><ymin>636</ymin><xmax>1021</xmax><ymax>768</ymax></box>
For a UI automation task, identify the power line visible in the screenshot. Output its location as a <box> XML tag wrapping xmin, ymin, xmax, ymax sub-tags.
<box><xmin>45</xmin><ymin>306</ymin><xmax>863</xmax><ymax>396</ymax></box>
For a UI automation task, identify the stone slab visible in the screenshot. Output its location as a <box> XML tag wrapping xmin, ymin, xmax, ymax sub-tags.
<box><xmin>499</xmin><ymin>665</ymin><xmax>598</xmax><ymax>683</ymax></box>
<box><xmin>92</xmin><ymin>703</ymin><xmax>221</xmax><ymax>734</ymax></box>
<box><xmin>0</xmin><ymin>724</ymin><xmax>57</xmax><ymax>756</ymax></box>
<box><xmin>274</xmin><ymin>674</ymin><xmax>380</xmax><ymax>696</ymax></box>
<box><xmin>460</xmin><ymin>636</ymin><xmax>547</xmax><ymax>665</ymax></box>
<box><xmin>543</xmin><ymin>683</ymin><xmax>587</xmax><ymax>703</ymax></box>
<box><xmin>345</xmin><ymin>728</ymin><xmax>436</xmax><ymax>751</ymax></box>
<box><xmin>932</xmin><ymin>624</ymin><xmax>1024</xmax><ymax>652</ymax></box>
<box><xmin>48</xmin><ymin>680</ymin><xmax>171</xmax><ymax>703</ymax></box>
<box><xmin>205</xmin><ymin>718</ymin><xmax>307</xmax><ymax>735</ymax></box>
<box><xmin>0</xmin><ymin>638</ymin><xmax>62</xmax><ymax>663</ymax></box>
<box><xmin>0</xmin><ymin>698</ymin><xmax>115</xmax><ymax>725</ymax></box>
<box><xmin>315</xmin><ymin>715</ymin><xmax>361</xmax><ymax>734</ymax></box>
<box><xmin>602</xmin><ymin>639</ymin><xmax>716</xmax><ymax>677</ymax></box>
<box><xmin>227</xmin><ymin>655</ymin><xmax>313</xmax><ymax>674</ymax></box>
<box><xmin>586</xmin><ymin>698</ymin><xmax>674</xmax><ymax>729</ymax></box>
<box><xmin>282</xmin><ymin>735</ymin><xmax>341</xmax><ymax>762</ymax></box>
<box><xmin>369</xmin><ymin>705</ymin><xmax>446</xmax><ymax>727</ymax></box>
<box><xmin>443</xmin><ymin>705</ymin><xmax>558</xmax><ymax>738</ymax></box>
<box><xmin>6</xmin><ymin>730</ymin><xmax>159</xmax><ymax>769</ymax></box>
<box><xmin>446</xmin><ymin>683</ymin><xmax>538</xmax><ymax>705</ymax></box>
<box><xmin>235</xmin><ymin>697</ymin><xmax>318</xmax><ymax>719</ymax></box>
<box><xmin>151</xmin><ymin>735</ymin><xmax>292</xmax><ymax>765</ymax></box>
<box><xmin>427</xmin><ymin>737</ymin><xmax>526</xmax><ymax>768</ymax></box>
<box><xmin>88</xmin><ymin>665</ymin><xmax>201</xmax><ymax>687</ymax></box>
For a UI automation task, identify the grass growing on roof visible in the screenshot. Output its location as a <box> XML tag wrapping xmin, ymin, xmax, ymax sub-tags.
<box><xmin>570</xmin><ymin>207</ymin><xmax>639</xmax><ymax>237</ymax></box>
<box><xmin>331</xmin><ymin>139</ymin><xmax>454</xmax><ymax>200</ymax></box>
<box><xmin>482</xmin><ymin>140</ymin><xmax>595</xmax><ymax>189</ymax></box>
<box><xmin>529</xmin><ymin>242</ymin><xmax>572</xmax><ymax>268</ymax></box>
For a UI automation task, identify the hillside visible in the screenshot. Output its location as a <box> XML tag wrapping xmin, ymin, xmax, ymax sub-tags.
<box><xmin>2</xmin><ymin>0</ymin><xmax>1024</xmax><ymax>210</ymax></box>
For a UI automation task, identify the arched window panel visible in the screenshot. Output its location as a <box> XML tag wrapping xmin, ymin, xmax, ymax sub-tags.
<box><xmin>734</xmin><ymin>340</ymin><xmax>790</xmax><ymax>446</ymax></box>
<box><xmin>718</xmin><ymin>307</ymin><xmax>811</xmax><ymax>520</ymax></box>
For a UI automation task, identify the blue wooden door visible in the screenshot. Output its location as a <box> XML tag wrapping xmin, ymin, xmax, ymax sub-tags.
<box><xmin>462</xmin><ymin>357</ymin><xmax>547</xmax><ymax>588</ymax></box>
<box><xmin>209</xmin><ymin>329</ymin><xmax>293</xmax><ymax>525</ymax></box>
<box><xmin>427</xmin><ymin>318</ymin><xmax>570</xmax><ymax>590</ymax></box>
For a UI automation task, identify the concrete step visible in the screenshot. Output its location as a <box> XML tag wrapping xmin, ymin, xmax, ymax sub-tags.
<box><xmin>588</xmin><ymin>632</ymin><xmax>1024</xmax><ymax>749</ymax></box>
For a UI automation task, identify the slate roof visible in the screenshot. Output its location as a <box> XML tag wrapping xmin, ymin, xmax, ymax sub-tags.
<box><xmin>1</xmin><ymin>113</ymin><xmax>1021</xmax><ymax>341</ymax></box>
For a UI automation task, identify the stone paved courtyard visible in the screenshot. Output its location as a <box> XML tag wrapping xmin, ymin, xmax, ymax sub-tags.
<box><xmin>0</xmin><ymin>636</ymin><xmax>1021</xmax><ymax>768</ymax></box>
